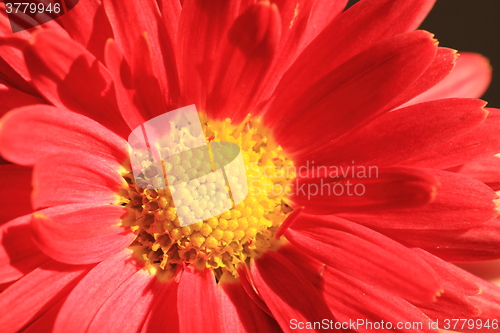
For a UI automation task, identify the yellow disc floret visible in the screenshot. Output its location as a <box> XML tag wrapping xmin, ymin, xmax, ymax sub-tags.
<box><xmin>120</xmin><ymin>114</ymin><xmax>294</xmax><ymax>281</ymax></box>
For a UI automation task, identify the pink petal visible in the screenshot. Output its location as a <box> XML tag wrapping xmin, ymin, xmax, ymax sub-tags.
<box><xmin>0</xmin><ymin>260</ymin><xmax>93</xmax><ymax>333</ymax></box>
<box><xmin>31</xmin><ymin>203</ymin><xmax>135</xmax><ymax>265</ymax></box>
<box><xmin>87</xmin><ymin>270</ymin><xmax>158</xmax><ymax>333</ymax></box>
<box><xmin>53</xmin><ymin>250</ymin><xmax>140</xmax><ymax>333</ymax></box>
<box><xmin>32</xmin><ymin>151</ymin><xmax>127</xmax><ymax>209</ymax></box>
<box><xmin>177</xmin><ymin>266</ymin><xmax>222</xmax><ymax>333</ymax></box>
<box><xmin>0</xmin><ymin>105</ymin><xmax>128</xmax><ymax>167</ymax></box>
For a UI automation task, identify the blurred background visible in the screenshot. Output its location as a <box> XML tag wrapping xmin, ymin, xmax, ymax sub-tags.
<box><xmin>347</xmin><ymin>0</ymin><xmax>500</xmax><ymax>108</ymax></box>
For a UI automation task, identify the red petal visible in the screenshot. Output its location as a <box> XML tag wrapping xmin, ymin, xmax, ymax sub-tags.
<box><xmin>31</xmin><ymin>203</ymin><xmax>134</xmax><ymax>265</ymax></box>
<box><xmin>0</xmin><ymin>83</ymin><xmax>46</xmax><ymax>115</ymax></box>
<box><xmin>290</xmin><ymin>167</ymin><xmax>438</xmax><ymax>214</ymax></box>
<box><xmin>23</xmin><ymin>297</ymin><xmax>66</xmax><ymax>333</ymax></box>
<box><xmin>407</xmin><ymin>53</ymin><xmax>492</xmax><ymax>105</ymax></box>
<box><xmin>267</xmin><ymin>31</ymin><xmax>437</xmax><ymax>154</ymax></box>
<box><xmin>0</xmin><ymin>55</ymin><xmax>38</xmax><ymax>97</ymax></box>
<box><xmin>455</xmin><ymin>156</ymin><xmax>500</xmax><ymax>191</ymax></box>
<box><xmin>103</xmin><ymin>0</ymin><xmax>179</xmax><ymax>105</ymax></box>
<box><xmin>87</xmin><ymin>270</ymin><xmax>157</xmax><ymax>333</ymax></box>
<box><xmin>218</xmin><ymin>275</ymin><xmax>280</xmax><ymax>333</ymax></box>
<box><xmin>104</xmin><ymin>39</ymin><xmax>146</xmax><ymax>131</ymax></box>
<box><xmin>424</xmin><ymin>267</ymin><xmax>500</xmax><ymax>332</ymax></box>
<box><xmin>158</xmin><ymin>0</ymin><xmax>181</xmax><ymax>41</ymax></box>
<box><xmin>322</xmin><ymin>268</ymin><xmax>435</xmax><ymax>333</ymax></box>
<box><xmin>236</xmin><ymin>263</ymin><xmax>272</xmax><ymax>316</ymax></box>
<box><xmin>227</xmin><ymin>2</ymin><xmax>281</xmax><ymax>59</ymax></box>
<box><xmin>379</xmin><ymin>218</ymin><xmax>500</xmax><ymax>262</ymax></box>
<box><xmin>0</xmin><ymin>215</ymin><xmax>49</xmax><ymax>284</ymax></box>
<box><xmin>255</xmin><ymin>0</ymin><xmax>347</xmax><ymax>106</ymax></box>
<box><xmin>32</xmin><ymin>151</ymin><xmax>127</xmax><ymax>210</ymax></box>
<box><xmin>390</xmin><ymin>47</ymin><xmax>458</xmax><ymax>109</ymax></box>
<box><xmin>251</xmin><ymin>251</ymin><xmax>335</xmax><ymax>332</ymax></box>
<box><xmin>297</xmin><ymin>98</ymin><xmax>487</xmax><ymax>167</ymax></box>
<box><xmin>0</xmin><ymin>164</ymin><xmax>32</xmax><ymax>222</ymax></box>
<box><xmin>178</xmin><ymin>266</ymin><xmax>222</xmax><ymax>333</ymax></box>
<box><xmin>401</xmin><ymin>108</ymin><xmax>500</xmax><ymax>169</ymax></box>
<box><xmin>0</xmin><ymin>33</ymin><xmax>35</xmax><ymax>94</ymax></box>
<box><xmin>0</xmin><ymin>260</ymin><xmax>92</xmax><ymax>333</ymax></box>
<box><xmin>53</xmin><ymin>250</ymin><xmax>140</xmax><ymax>333</ymax></box>
<box><xmin>140</xmin><ymin>280</ymin><xmax>179</xmax><ymax>333</ymax></box>
<box><xmin>0</xmin><ymin>105</ymin><xmax>128</xmax><ymax>166</ymax></box>
<box><xmin>177</xmin><ymin>0</ymin><xmax>250</xmax><ymax>110</ymax></box>
<box><xmin>286</xmin><ymin>214</ymin><xmax>442</xmax><ymax>303</ymax></box>
<box><xmin>270</xmin><ymin>0</ymin><xmax>437</xmax><ymax>124</ymax></box>
<box><xmin>466</xmin><ymin>274</ymin><xmax>500</xmax><ymax>328</ymax></box>
<box><xmin>273</xmin><ymin>246</ymin><xmax>433</xmax><ymax>332</ymax></box>
<box><xmin>56</xmin><ymin>0</ymin><xmax>114</xmax><ymax>63</ymax></box>
<box><xmin>338</xmin><ymin>169</ymin><xmax>498</xmax><ymax>229</ymax></box>
<box><xmin>131</xmin><ymin>33</ymin><xmax>168</xmax><ymax>120</ymax></box>
<box><xmin>413</xmin><ymin>249</ymin><xmax>480</xmax><ymax>317</ymax></box>
<box><xmin>206</xmin><ymin>1</ymin><xmax>281</xmax><ymax>121</ymax></box>
<box><xmin>274</xmin><ymin>0</ymin><xmax>347</xmax><ymax>65</ymax></box>
<box><xmin>276</xmin><ymin>244</ymin><xmax>326</xmax><ymax>288</ymax></box>
<box><xmin>24</xmin><ymin>31</ymin><xmax>130</xmax><ymax>137</ymax></box>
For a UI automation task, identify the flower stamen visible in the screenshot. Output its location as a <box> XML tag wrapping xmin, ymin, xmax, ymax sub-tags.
<box><xmin>120</xmin><ymin>114</ymin><xmax>295</xmax><ymax>281</ymax></box>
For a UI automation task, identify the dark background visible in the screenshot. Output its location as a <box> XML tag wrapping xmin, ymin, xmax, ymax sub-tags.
<box><xmin>347</xmin><ymin>0</ymin><xmax>500</xmax><ymax>108</ymax></box>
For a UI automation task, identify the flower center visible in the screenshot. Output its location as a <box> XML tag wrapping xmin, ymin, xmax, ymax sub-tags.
<box><xmin>121</xmin><ymin>114</ymin><xmax>294</xmax><ymax>280</ymax></box>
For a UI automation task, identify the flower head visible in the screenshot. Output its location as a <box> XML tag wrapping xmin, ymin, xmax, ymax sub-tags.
<box><xmin>0</xmin><ymin>0</ymin><xmax>500</xmax><ymax>332</ymax></box>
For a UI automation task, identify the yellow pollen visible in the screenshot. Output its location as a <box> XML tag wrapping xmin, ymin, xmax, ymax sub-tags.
<box><xmin>120</xmin><ymin>114</ymin><xmax>295</xmax><ymax>280</ymax></box>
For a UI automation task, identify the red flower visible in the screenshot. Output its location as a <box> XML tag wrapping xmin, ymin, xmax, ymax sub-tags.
<box><xmin>0</xmin><ymin>0</ymin><xmax>500</xmax><ymax>332</ymax></box>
